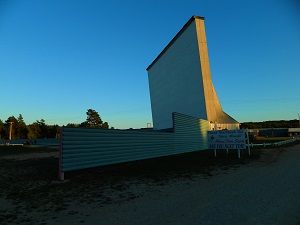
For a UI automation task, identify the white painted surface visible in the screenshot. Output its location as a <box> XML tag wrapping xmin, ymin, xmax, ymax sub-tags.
<box><xmin>148</xmin><ymin>20</ymin><xmax>207</xmax><ymax>129</ymax></box>
<box><xmin>207</xmin><ymin>130</ymin><xmax>246</xmax><ymax>149</ymax></box>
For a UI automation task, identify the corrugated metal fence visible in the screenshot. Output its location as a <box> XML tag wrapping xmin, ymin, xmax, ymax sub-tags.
<box><xmin>59</xmin><ymin>112</ymin><xmax>210</xmax><ymax>180</ymax></box>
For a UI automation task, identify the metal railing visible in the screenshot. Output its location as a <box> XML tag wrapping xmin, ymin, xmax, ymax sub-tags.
<box><xmin>247</xmin><ymin>138</ymin><xmax>298</xmax><ymax>147</ymax></box>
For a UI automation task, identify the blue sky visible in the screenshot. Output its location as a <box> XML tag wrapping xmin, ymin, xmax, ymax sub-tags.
<box><xmin>1</xmin><ymin>0</ymin><xmax>299</xmax><ymax>128</ymax></box>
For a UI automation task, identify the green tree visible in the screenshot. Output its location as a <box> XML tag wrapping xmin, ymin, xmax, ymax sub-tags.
<box><xmin>17</xmin><ymin>114</ymin><xmax>28</xmax><ymax>139</ymax></box>
<box><xmin>27</xmin><ymin>122</ymin><xmax>41</xmax><ymax>139</ymax></box>
<box><xmin>66</xmin><ymin>123</ymin><xmax>80</xmax><ymax>127</ymax></box>
<box><xmin>81</xmin><ymin>109</ymin><xmax>109</xmax><ymax>129</ymax></box>
<box><xmin>241</xmin><ymin>119</ymin><xmax>300</xmax><ymax>129</ymax></box>
<box><xmin>48</xmin><ymin>125</ymin><xmax>60</xmax><ymax>138</ymax></box>
<box><xmin>0</xmin><ymin>119</ymin><xmax>5</xmax><ymax>139</ymax></box>
<box><xmin>102</xmin><ymin>122</ymin><xmax>109</xmax><ymax>129</ymax></box>
<box><xmin>27</xmin><ymin>119</ymin><xmax>59</xmax><ymax>139</ymax></box>
<box><xmin>37</xmin><ymin>119</ymin><xmax>48</xmax><ymax>138</ymax></box>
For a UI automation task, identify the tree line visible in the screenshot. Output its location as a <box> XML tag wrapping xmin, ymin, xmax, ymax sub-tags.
<box><xmin>240</xmin><ymin>119</ymin><xmax>300</xmax><ymax>129</ymax></box>
<box><xmin>0</xmin><ymin>109</ymin><xmax>109</xmax><ymax>140</ymax></box>
<box><xmin>2</xmin><ymin>108</ymin><xmax>297</xmax><ymax>139</ymax></box>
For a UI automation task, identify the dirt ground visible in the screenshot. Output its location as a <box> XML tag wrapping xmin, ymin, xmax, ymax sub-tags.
<box><xmin>0</xmin><ymin>144</ymin><xmax>299</xmax><ymax>225</ymax></box>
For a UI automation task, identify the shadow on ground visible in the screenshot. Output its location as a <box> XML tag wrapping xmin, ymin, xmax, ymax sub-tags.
<box><xmin>2</xmin><ymin>142</ymin><xmax>298</xmax><ymax>224</ymax></box>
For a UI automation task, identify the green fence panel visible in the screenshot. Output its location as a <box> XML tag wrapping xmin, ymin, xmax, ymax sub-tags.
<box><xmin>59</xmin><ymin>112</ymin><xmax>210</xmax><ymax>180</ymax></box>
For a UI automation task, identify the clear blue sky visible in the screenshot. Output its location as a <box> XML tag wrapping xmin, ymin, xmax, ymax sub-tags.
<box><xmin>1</xmin><ymin>0</ymin><xmax>299</xmax><ymax>128</ymax></box>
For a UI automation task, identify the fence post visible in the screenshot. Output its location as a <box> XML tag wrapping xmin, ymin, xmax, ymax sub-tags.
<box><xmin>246</xmin><ymin>128</ymin><xmax>250</xmax><ymax>155</ymax></box>
<box><xmin>58</xmin><ymin>127</ymin><xmax>64</xmax><ymax>181</ymax></box>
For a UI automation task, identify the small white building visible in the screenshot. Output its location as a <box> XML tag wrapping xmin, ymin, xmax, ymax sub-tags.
<box><xmin>146</xmin><ymin>16</ymin><xmax>239</xmax><ymax>130</ymax></box>
<box><xmin>288</xmin><ymin>128</ymin><xmax>300</xmax><ymax>136</ymax></box>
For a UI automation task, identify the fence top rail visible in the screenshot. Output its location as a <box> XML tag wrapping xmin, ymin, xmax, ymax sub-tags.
<box><xmin>61</xmin><ymin>127</ymin><xmax>174</xmax><ymax>134</ymax></box>
<box><xmin>248</xmin><ymin>138</ymin><xmax>297</xmax><ymax>147</ymax></box>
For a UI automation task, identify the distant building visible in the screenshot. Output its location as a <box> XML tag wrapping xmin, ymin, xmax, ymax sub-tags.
<box><xmin>257</xmin><ymin>128</ymin><xmax>300</xmax><ymax>137</ymax></box>
<box><xmin>258</xmin><ymin>128</ymin><xmax>288</xmax><ymax>137</ymax></box>
<box><xmin>146</xmin><ymin>16</ymin><xmax>239</xmax><ymax>130</ymax></box>
<box><xmin>288</xmin><ymin>128</ymin><xmax>300</xmax><ymax>136</ymax></box>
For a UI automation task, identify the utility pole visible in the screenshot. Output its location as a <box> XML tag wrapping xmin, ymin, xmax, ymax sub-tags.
<box><xmin>298</xmin><ymin>113</ymin><xmax>300</xmax><ymax>127</ymax></box>
<box><xmin>9</xmin><ymin>122</ymin><xmax>13</xmax><ymax>140</ymax></box>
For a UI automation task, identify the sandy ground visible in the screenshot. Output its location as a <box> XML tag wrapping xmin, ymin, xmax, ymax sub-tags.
<box><xmin>2</xmin><ymin>152</ymin><xmax>58</xmax><ymax>160</ymax></box>
<box><xmin>50</xmin><ymin>145</ymin><xmax>300</xmax><ymax>225</ymax></box>
<box><xmin>1</xmin><ymin>144</ymin><xmax>300</xmax><ymax>225</ymax></box>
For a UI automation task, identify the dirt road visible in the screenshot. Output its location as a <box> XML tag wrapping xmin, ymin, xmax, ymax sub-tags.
<box><xmin>51</xmin><ymin>145</ymin><xmax>300</xmax><ymax>225</ymax></box>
